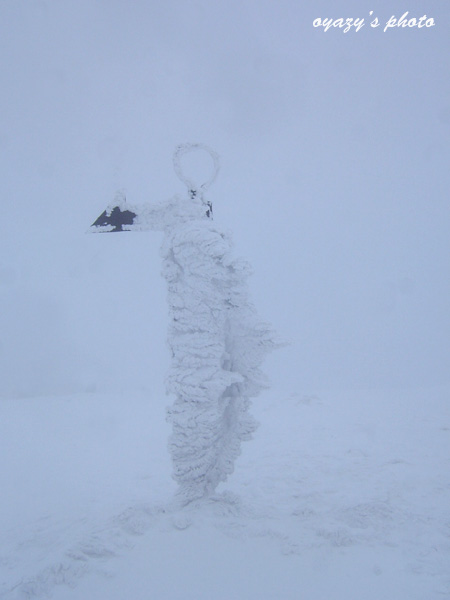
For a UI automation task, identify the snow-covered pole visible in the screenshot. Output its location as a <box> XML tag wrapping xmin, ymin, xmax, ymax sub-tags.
<box><xmin>89</xmin><ymin>145</ymin><xmax>281</xmax><ymax>506</ymax></box>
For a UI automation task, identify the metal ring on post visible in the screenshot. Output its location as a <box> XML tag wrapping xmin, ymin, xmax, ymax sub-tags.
<box><xmin>173</xmin><ymin>143</ymin><xmax>220</xmax><ymax>197</ymax></box>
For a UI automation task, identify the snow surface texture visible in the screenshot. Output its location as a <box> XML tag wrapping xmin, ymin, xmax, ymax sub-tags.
<box><xmin>1</xmin><ymin>388</ymin><xmax>449</xmax><ymax>599</ymax></box>
<box><xmin>93</xmin><ymin>145</ymin><xmax>281</xmax><ymax>503</ymax></box>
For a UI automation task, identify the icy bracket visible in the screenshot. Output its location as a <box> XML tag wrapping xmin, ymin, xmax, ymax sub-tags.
<box><xmin>173</xmin><ymin>142</ymin><xmax>220</xmax><ymax>199</ymax></box>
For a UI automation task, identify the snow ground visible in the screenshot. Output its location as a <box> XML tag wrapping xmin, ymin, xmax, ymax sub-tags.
<box><xmin>1</xmin><ymin>386</ymin><xmax>449</xmax><ymax>599</ymax></box>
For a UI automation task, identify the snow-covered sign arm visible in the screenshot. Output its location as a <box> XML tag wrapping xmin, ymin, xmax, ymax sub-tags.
<box><xmin>89</xmin><ymin>190</ymin><xmax>174</xmax><ymax>233</ymax></box>
<box><xmin>89</xmin><ymin>143</ymin><xmax>220</xmax><ymax>234</ymax></box>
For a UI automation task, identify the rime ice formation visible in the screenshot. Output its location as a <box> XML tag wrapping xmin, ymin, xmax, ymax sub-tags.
<box><xmin>163</xmin><ymin>215</ymin><xmax>280</xmax><ymax>503</ymax></box>
<box><xmin>91</xmin><ymin>144</ymin><xmax>281</xmax><ymax>504</ymax></box>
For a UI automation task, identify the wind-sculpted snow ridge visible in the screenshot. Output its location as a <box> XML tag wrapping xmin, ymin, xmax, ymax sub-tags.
<box><xmin>0</xmin><ymin>504</ymin><xmax>167</xmax><ymax>600</ymax></box>
<box><xmin>102</xmin><ymin>186</ymin><xmax>282</xmax><ymax>504</ymax></box>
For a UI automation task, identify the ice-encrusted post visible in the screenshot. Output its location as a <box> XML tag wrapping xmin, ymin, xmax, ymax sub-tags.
<box><xmin>90</xmin><ymin>143</ymin><xmax>281</xmax><ymax>504</ymax></box>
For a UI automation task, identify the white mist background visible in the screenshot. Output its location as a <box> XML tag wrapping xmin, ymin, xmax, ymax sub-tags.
<box><xmin>0</xmin><ymin>0</ymin><xmax>449</xmax><ymax>399</ymax></box>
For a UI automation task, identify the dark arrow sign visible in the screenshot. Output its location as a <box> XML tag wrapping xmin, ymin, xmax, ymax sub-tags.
<box><xmin>91</xmin><ymin>206</ymin><xmax>137</xmax><ymax>232</ymax></box>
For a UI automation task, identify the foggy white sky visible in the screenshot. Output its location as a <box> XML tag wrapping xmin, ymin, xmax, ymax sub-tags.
<box><xmin>0</xmin><ymin>0</ymin><xmax>449</xmax><ymax>397</ymax></box>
